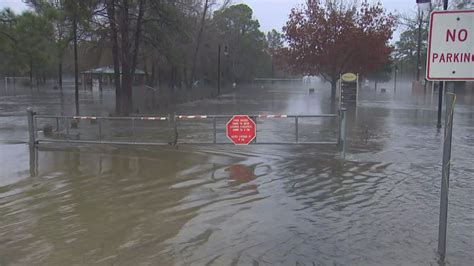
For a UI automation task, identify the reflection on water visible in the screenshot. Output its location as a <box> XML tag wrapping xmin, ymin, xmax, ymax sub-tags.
<box><xmin>0</xmin><ymin>82</ymin><xmax>473</xmax><ymax>265</ymax></box>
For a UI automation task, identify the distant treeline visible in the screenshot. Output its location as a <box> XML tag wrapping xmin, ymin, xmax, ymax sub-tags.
<box><xmin>0</xmin><ymin>1</ymin><xmax>286</xmax><ymax>114</ymax></box>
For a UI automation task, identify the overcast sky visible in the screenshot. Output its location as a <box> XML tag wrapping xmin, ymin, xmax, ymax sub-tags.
<box><xmin>1</xmin><ymin>0</ymin><xmax>420</xmax><ymax>41</ymax></box>
<box><xmin>237</xmin><ymin>0</ymin><xmax>419</xmax><ymax>33</ymax></box>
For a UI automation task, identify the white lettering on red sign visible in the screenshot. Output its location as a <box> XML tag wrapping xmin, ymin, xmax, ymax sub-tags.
<box><xmin>226</xmin><ymin>115</ymin><xmax>257</xmax><ymax>145</ymax></box>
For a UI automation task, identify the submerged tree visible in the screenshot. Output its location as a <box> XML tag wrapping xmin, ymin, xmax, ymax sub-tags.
<box><xmin>212</xmin><ymin>4</ymin><xmax>268</xmax><ymax>82</ymax></box>
<box><xmin>280</xmin><ymin>0</ymin><xmax>395</xmax><ymax>101</ymax></box>
<box><xmin>367</xmin><ymin>60</ymin><xmax>393</xmax><ymax>91</ymax></box>
<box><xmin>0</xmin><ymin>9</ymin><xmax>55</xmax><ymax>84</ymax></box>
<box><xmin>1</xmin><ymin>2</ymin><xmax>276</xmax><ymax>114</ymax></box>
<box><xmin>103</xmin><ymin>0</ymin><xmax>146</xmax><ymax>115</ymax></box>
<box><xmin>27</xmin><ymin>0</ymin><xmax>71</xmax><ymax>90</ymax></box>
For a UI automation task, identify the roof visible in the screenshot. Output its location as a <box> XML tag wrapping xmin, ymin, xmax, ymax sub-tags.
<box><xmin>81</xmin><ymin>66</ymin><xmax>145</xmax><ymax>75</ymax></box>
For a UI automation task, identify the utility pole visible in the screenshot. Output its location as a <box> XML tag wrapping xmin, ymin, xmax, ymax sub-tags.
<box><xmin>416</xmin><ymin>10</ymin><xmax>423</xmax><ymax>81</ymax></box>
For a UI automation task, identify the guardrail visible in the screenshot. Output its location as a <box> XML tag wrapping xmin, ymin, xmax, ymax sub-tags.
<box><xmin>26</xmin><ymin>108</ymin><xmax>347</xmax><ymax>158</ymax></box>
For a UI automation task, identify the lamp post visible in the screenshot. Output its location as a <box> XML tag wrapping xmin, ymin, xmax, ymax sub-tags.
<box><xmin>217</xmin><ymin>45</ymin><xmax>229</xmax><ymax>96</ymax></box>
<box><xmin>224</xmin><ymin>45</ymin><xmax>229</xmax><ymax>84</ymax></box>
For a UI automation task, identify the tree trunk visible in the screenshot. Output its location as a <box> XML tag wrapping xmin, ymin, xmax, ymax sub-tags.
<box><xmin>73</xmin><ymin>16</ymin><xmax>79</xmax><ymax>116</ymax></box>
<box><xmin>375</xmin><ymin>80</ymin><xmax>378</xmax><ymax>91</ymax></box>
<box><xmin>331</xmin><ymin>80</ymin><xmax>337</xmax><ymax>102</ymax></box>
<box><xmin>29</xmin><ymin>57</ymin><xmax>33</xmax><ymax>87</ymax></box>
<box><xmin>151</xmin><ymin>61</ymin><xmax>156</xmax><ymax>86</ymax></box>
<box><xmin>110</xmin><ymin>0</ymin><xmax>145</xmax><ymax>115</ymax></box>
<box><xmin>190</xmin><ymin>0</ymin><xmax>209</xmax><ymax>88</ymax></box>
<box><xmin>107</xmin><ymin>0</ymin><xmax>122</xmax><ymax>114</ymax></box>
<box><xmin>119</xmin><ymin>0</ymin><xmax>131</xmax><ymax>115</ymax></box>
<box><xmin>58</xmin><ymin>59</ymin><xmax>63</xmax><ymax>90</ymax></box>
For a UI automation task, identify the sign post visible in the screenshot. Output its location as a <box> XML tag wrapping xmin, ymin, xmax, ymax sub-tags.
<box><xmin>339</xmin><ymin>73</ymin><xmax>359</xmax><ymax>108</ymax></box>
<box><xmin>426</xmin><ymin>9</ymin><xmax>474</xmax><ymax>261</ymax></box>
<box><xmin>226</xmin><ymin>115</ymin><xmax>257</xmax><ymax>145</ymax></box>
<box><xmin>438</xmin><ymin>84</ymin><xmax>455</xmax><ymax>261</ymax></box>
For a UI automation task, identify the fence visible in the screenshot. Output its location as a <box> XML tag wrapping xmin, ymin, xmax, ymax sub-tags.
<box><xmin>27</xmin><ymin>108</ymin><xmax>347</xmax><ymax>158</ymax></box>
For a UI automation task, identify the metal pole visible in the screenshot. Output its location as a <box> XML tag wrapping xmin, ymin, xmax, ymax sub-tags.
<box><xmin>168</xmin><ymin>114</ymin><xmax>172</xmax><ymax>143</ymax></box>
<box><xmin>438</xmin><ymin>83</ymin><xmax>455</xmax><ymax>262</ymax></box>
<box><xmin>171</xmin><ymin>113</ymin><xmax>178</xmax><ymax>146</ymax></box>
<box><xmin>66</xmin><ymin>117</ymin><xmax>70</xmax><ymax>141</ymax></box>
<box><xmin>217</xmin><ymin>44</ymin><xmax>221</xmax><ymax>96</ymax></box>
<box><xmin>132</xmin><ymin>118</ymin><xmax>136</xmax><ymax>143</ymax></box>
<box><xmin>98</xmin><ymin>118</ymin><xmax>102</xmax><ymax>142</ymax></box>
<box><xmin>29</xmin><ymin>144</ymin><xmax>38</xmax><ymax>177</ymax></box>
<box><xmin>437</xmin><ymin>0</ymin><xmax>448</xmax><ymax>129</ymax></box>
<box><xmin>253</xmin><ymin>116</ymin><xmax>257</xmax><ymax>144</ymax></box>
<box><xmin>416</xmin><ymin>10</ymin><xmax>423</xmax><ymax>82</ymax></box>
<box><xmin>27</xmin><ymin>108</ymin><xmax>36</xmax><ymax>145</ymax></box>
<box><xmin>437</xmin><ymin>82</ymin><xmax>444</xmax><ymax>128</ymax></box>
<box><xmin>339</xmin><ymin>108</ymin><xmax>347</xmax><ymax>160</ymax></box>
<box><xmin>295</xmin><ymin>116</ymin><xmax>299</xmax><ymax>143</ymax></box>
<box><xmin>213</xmin><ymin>117</ymin><xmax>217</xmax><ymax>144</ymax></box>
<box><xmin>338</xmin><ymin>109</ymin><xmax>343</xmax><ymax>148</ymax></box>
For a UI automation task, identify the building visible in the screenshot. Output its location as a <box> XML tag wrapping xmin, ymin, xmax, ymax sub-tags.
<box><xmin>80</xmin><ymin>66</ymin><xmax>146</xmax><ymax>90</ymax></box>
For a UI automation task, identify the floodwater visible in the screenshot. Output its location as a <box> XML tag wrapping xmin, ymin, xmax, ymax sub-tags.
<box><xmin>0</xmin><ymin>80</ymin><xmax>473</xmax><ymax>265</ymax></box>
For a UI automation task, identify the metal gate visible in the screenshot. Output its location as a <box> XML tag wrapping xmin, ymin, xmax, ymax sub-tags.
<box><xmin>27</xmin><ymin>108</ymin><xmax>347</xmax><ymax>158</ymax></box>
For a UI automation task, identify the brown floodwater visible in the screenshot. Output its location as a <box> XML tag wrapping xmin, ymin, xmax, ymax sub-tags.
<box><xmin>0</xmin><ymin>81</ymin><xmax>473</xmax><ymax>265</ymax></box>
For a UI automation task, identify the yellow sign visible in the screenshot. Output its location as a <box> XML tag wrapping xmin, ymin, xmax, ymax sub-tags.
<box><xmin>341</xmin><ymin>73</ymin><xmax>357</xmax><ymax>82</ymax></box>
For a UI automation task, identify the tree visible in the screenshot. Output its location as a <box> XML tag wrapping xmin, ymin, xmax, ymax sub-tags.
<box><xmin>266</xmin><ymin>29</ymin><xmax>283</xmax><ymax>50</ymax></box>
<box><xmin>0</xmin><ymin>9</ymin><xmax>55</xmax><ymax>84</ymax></box>
<box><xmin>452</xmin><ymin>0</ymin><xmax>474</xmax><ymax>9</ymax></box>
<box><xmin>190</xmin><ymin>0</ymin><xmax>210</xmax><ymax>87</ymax></box>
<box><xmin>280</xmin><ymin>0</ymin><xmax>396</xmax><ymax>101</ymax></box>
<box><xmin>0</xmin><ymin>8</ymin><xmax>19</xmax><ymax>76</ymax></box>
<box><xmin>367</xmin><ymin>60</ymin><xmax>392</xmax><ymax>91</ymax></box>
<box><xmin>212</xmin><ymin>4</ymin><xmax>269</xmax><ymax>82</ymax></box>
<box><xmin>394</xmin><ymin>15</ymin><xmax>428</xmax><ymax>80</ymax></box>
<box><xmin>103</xmin><ymin>0</ymin><xmax>146</xmax><ymax>115</ymax></box>
<box><xmin>26</xmin><ymin>0</ymin><xmax>72</xmax><ymax>90</ymax></box>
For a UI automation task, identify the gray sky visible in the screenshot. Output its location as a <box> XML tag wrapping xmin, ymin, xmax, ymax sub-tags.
<box><xmin>1</xmin><ymin>0</ymin><xmax>420</xmax><ymax>41</ymax></box>
<box><xmin>237</xmin><ymin>0</ymin><xmax>418</xmax><ymax>34</ymax></box>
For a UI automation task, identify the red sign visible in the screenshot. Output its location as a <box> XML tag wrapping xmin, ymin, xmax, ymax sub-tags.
<box><xmin>226</xmin><ymin>115</ymin><xmax>256</xmax><ymax>145</ymax></box>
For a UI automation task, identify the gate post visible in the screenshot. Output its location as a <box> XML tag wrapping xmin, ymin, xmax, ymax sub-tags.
<box><xmin>338</xmin><ymin>108</ymin><xmax>347</xmax><ymax>160</ymax></box>
<box><xmin>170</xmin><ymin>113</ymin><xmax>178</xmax><ymax>146</ymax></box>
<box><xmin>27</xmin><ymin>108</ymin><xmax>36</xmax><ymax>145</ymax></box>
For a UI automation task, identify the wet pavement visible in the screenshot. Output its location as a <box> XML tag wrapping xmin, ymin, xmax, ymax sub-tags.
<box><xmin>0</xmin><ymin>81</ymin><xmax>473</xmax><ymax>265</ymax></box>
